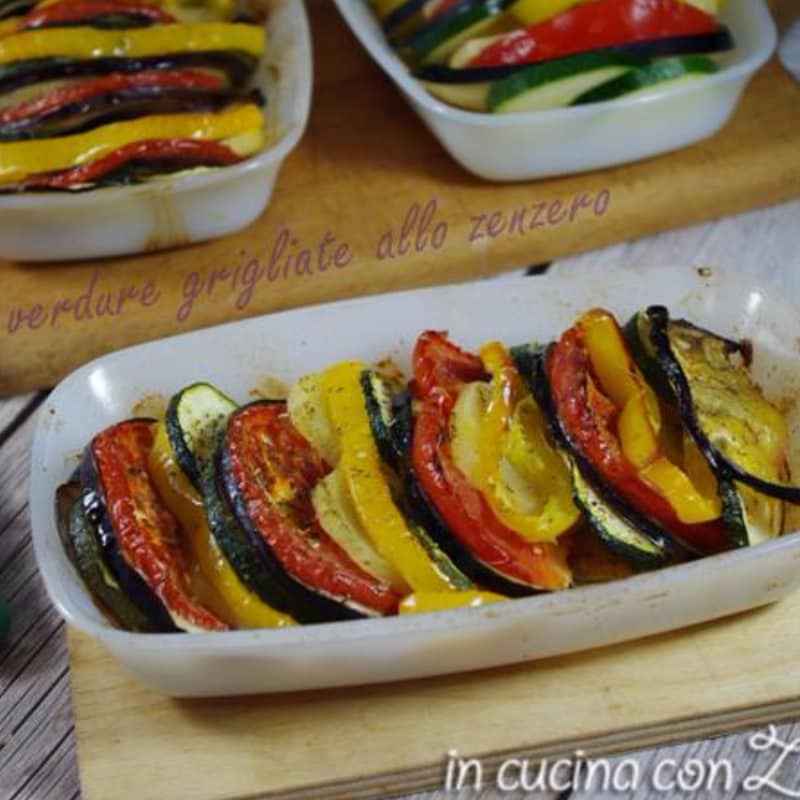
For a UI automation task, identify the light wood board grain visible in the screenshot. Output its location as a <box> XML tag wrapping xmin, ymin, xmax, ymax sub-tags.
<box><xmin>69</xmin><ymin>579</ymin><xmax>800</xmax><ymax>800</ymax></box>
<box><xmin>1</xmin><ymin>1</ymin><xmax>798</xmax><ymax>397</ymax></box>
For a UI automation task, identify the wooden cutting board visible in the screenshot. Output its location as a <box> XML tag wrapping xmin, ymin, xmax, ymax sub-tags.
<box><xmin>2</xmin><ymin>1</ymin><xmax>799</xmax><ymax>397</ymax></box>
<box><xmin>70</xmin><ymin>587</ymin><xmax>800</xmax><ymax>800</ymax></box>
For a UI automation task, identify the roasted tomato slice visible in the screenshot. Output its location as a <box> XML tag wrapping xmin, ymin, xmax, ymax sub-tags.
<box><xmin>411</xmin><ymin>331</ymin><xmax>572</xmax><ymax>593</ymax></box>
<box><xmin>221</xmin><ymin>401</ymin><xmax>401</xmax><ymax>618</ymax></box>
<box><xmin>89</xmin><ymin>419</ymin><xmax>228</xmax><ymax>631</ymax></box>
<box><xmin>468</xmin><ymin>0</ymin><xmax>722</xmax><ymax>68</ymax></box>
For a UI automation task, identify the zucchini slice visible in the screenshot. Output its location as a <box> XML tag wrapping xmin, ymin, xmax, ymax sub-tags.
<box><xmin>199</xmin><ymin>455</ymin><xmax>301</xmax><ymax>616</ymax></box>
<box><xmin>56</xmin><ymin>482</ymin><xmax>155</xmax><ymax>632</ymax></box>
<box><xmin>642</xmin><ymin>306</ymin><xmax>800</xmax><ymax>505</ymax></box>
<box><xmin>719</xmin><ymin>480</ymin><xmax>784</xmax><ymax>549</ymax></box>
<box><xmin>406</xmin><ymin>0</ymin><xmax>516</xmax><ymax>65</ymax></box>
<box><xmin>421</xmin><ymin>78</ymin><xmax>491</xmax><ymax>110</ymax></box>
<box><xmin>361</xmin><ymin>368</ymin><xmax>414</xmax><ymax>471</ymax></box>
<box><xmin>569</xmin><ymin>462</ymin><xmax>667</xmax><ymax>569</ymax></box>
<box><xmin>487</xmin><ymin>50</ymin><xmax>646</xmax><ymax>113</ymax></box>
<box><xmin>165</xmin><ymin>382</ymin><xmax>237</xmax><ymax>491</ymax></box>
<box><xmin>572</xmin><ymin>55</ymin><xmax>718</xmax><ymax>105</ymax></box>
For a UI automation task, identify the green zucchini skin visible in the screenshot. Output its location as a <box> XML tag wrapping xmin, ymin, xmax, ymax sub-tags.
<box><xmin>406</xmin><ymin>0</ymin><xmax>515</xmax><ymax>65</ymax></box>
<box><xmin>56</xmin><ymin>482</ymin><xmax>155</xmax><ymax>632</ymax></box>
<box><xmin>622</xmin><ymin>311</ymin><xmax>676</xmax><ymax>404</ymax></box>
<box><xmin>79</xmin><ymin>437</ymin><xmax>178</xmax><ymax>633</ymax></box>
<box><xmin>511</xmin><ymin>343</ymin><xmax>694</xmax><ymax>562</ymax></box>
<box><xmin>645</xmin><ymin>306</ymin><xmax>800</xmax><ymax>504</ymax></box>
<box><xmin>572</xmin><ymin>55</ymin><xmax>718</xmax><ymax>105</ymax></box>
<box><xmin>198</xmin><ymin>454</ymin><xmax>314</xmax><ymax>619</ymax></box>
<box><xmin>165</xmin><ymin>382</ymin><xmax>238</xmax><ymax>493</ymax></box>
<box><xmin>569</xmin><ymin>463</ymin><xmax>667</xmax><ymax>569</ymax></box>
<box><xmin>362</xmin><ymin>373</ymin><xmax>474</xmax><ymax>591</ymax></box>
<box><xmin>361</xmin><ymin>369</ymin><xmax>403</xmax><ymax>470</ymax></box>
<box><xmin>487</xmin><ymin>50</ymin><xmax>646</xmax><ymax>113</ymax></box>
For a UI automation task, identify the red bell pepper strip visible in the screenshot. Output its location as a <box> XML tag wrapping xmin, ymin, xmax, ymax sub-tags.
<box><xmin>469</xmin><ymin>0</ymin><xmax>721</xmax><ymax>68</ymax></box>
<box><xmin>91</xmin><ymin>420</ymin><xmax>228</xmax><ymax>631</ymax></box>
<box><xmin>0</xmin><ymin>70</ymin><xmax>227</xmax><ymax>126</ymax></box>
<box><xmin>411</xmin><ymin>331</ymin><xmax>572</xmax><ymax>591</ymax></box>
<box><xmin>17</xmin><ymin>138</ymin><xmax>241</xmax><ymax>190</ymax></box>
<box><xmin>21</xmin><ymin>1</ymin><xmax>174</xmax><ymax>30</ymax></box>
<box><xmin>547</xmin><ymin>324</ymin><xmax>728</xmax><ymax>553</ymax></box>
<box><xmin>225</xmin><ymin>403</ymin><xmax>401</xmax><ymax>616</ymax></box>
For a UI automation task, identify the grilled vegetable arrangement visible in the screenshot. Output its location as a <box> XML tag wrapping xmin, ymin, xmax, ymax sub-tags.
<box><xmin>368</xmin><ymin>0</ymin><xmax>735</xmax><ymax>112</ymax></box>
<box><xmin>0</xmin><ymin>0</ymin><xmax>269</xmax><ymax>192</ymax></box>
<box><xmin>55</xmin><ymin>306</ymin><xmax>799</xmax><ymax>632</ymax></box>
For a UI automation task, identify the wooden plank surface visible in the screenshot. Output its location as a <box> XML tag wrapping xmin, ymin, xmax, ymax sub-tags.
<box><xmin>1</xmin><ymin>1</ymin><xmax>799</xmax><ymax>397</ymax></box>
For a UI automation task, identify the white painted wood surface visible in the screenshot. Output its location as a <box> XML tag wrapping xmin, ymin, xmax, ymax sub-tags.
<box><xmin>1</xmin><ymin>199</ymin><xmax>800</xmax><ymax>800</ymax></box>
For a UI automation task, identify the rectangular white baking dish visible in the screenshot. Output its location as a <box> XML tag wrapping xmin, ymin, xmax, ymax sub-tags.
<box><xmin>333</xmin><ymin>0</ymin><xmax>776</xmax><ymax>181</ymax></box>
<box><xmin>0</xmin><ymin>0</ymin><xmax>312</xmax><ymax>263</ymax></box>
<box><xmin>29</xmin><ymin>264</ymin><xmax>800</xmax><ymax>697</ymax></box>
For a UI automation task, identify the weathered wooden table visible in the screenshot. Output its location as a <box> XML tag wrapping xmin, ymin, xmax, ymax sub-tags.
<box><xmin>3</xmin><ymin>199</ymin><xmax>800</xmax><ymax>800</ymax></box>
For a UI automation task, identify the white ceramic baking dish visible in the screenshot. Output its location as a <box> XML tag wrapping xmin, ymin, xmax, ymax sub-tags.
<box><xmin>333</xmin><ymin>0</ymin><xmax>776</xmax><ymax>181</ymax></box>
<box><xmin>29</xmin><ymin>264</ymin><xmax>800</xmax><ymax>697</ymax></box>
<box><xmin>0</xmin><ymin>0</ymin><xmax>312</xmax><ymax>263</ymax></box>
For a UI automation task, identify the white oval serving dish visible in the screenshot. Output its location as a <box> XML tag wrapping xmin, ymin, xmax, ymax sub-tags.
<box><xmin>333</xmin><ymin>0</ymin><xmax>777</xmax><ymax>181</ymax></box>
<box><xmin>0</xmin><ymin>0</ymin><xmax>312</xmax><ymax>263</ymax></box>
<box><xmin>30</xmin><ymin>263</ymin><xmax>800</xmax><ymax>697</ymax></box>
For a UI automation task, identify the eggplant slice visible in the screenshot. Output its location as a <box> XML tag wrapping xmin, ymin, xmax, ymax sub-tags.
<box><xmin>0</xmin><ymin>51</ymin><xmax>258</xmax><ymax>95</ymax></box>
<box><xmin>642</xmin><ymin>306</ymin><xmax>800</xmax><ymax>504</ymax></box>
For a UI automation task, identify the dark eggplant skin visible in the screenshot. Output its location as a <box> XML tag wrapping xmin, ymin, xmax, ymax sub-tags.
<box><xmin>0</xmin><ymin>88</ymin><xmax>256</xmax><ymax>142</ymax></box>
<box><xmin>79</xmin><ymin>427</ymin><xmax>179</xmax><ymax>633</ymax></box>
<box><xmin>413</xmin><ymin>30</ymin><xmax>734</xmax><ymax>84</ymax></box>
<box><xmin>511</xmin><ymin>343</ymin><xmax>697</xmax><ymax>561</ymax></box>
<box><xmin>646</xmin><ymin>305</ymin><xmax>800</xmax><ymax>505</ymax></box>
<box><xmin>215</xmin><ymin>417</ymin><xmax>371</xmax><ymax>624</ymax></box>
<box><xmin>0</xmin><ymin>51</ymin><xmax>258</xmax><ymax>96</ymax></box>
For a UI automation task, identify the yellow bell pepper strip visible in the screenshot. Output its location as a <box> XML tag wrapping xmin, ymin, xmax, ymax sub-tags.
<box><xmin>0</xmin><ymin>21</ymin><xmax>264</xmax><ymax>65</ymax></box>
<box><xmin>510</xmin><ymin>0</ymin><xmax>583</xmax><ymax>26</ymax></box>
<box><xmin>399</xmin><ymin>590</ymin><xmax>507</xmax><ymax>615</ymax></box>
<box><xmin>149</xmin><ymin>422</ymin><xmax>295</xmax><ymax>629</ymax></box>
<box><xmin>0</xmin><ymin>103</ymin><xmax>264</xmax><ymax>185</ymax></box>
<box><xmin>321</xmin><ymin>361</ymin><xmax>463</xmax><ymax>593</ymax></box>
<box><xmin>472</xmin><ymin>341</ymin><xmax>580</xmax><ymax>542</ymax></box>
<box><xmin>580</xmin><ymin>310</ymin><xmax>721</xmax><ymax>525</ymax></box>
